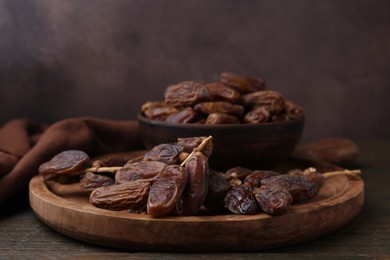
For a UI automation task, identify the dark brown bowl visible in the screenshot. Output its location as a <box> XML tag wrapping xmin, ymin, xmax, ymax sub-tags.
<box><xmin>137</xmin><ymin>113</ymin><xmax>305</xmax><ymax>171</ymax></box>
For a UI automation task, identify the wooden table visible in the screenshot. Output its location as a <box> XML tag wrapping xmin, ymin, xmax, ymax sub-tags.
<box><xmin>1</xmin><ymin>140</ymin><xmax>389</xmax><ymax>258</ymax></box>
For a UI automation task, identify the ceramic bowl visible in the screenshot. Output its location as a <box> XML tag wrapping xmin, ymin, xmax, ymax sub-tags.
<box><xmin>137</xmin><ymin>113</ymin><xmax>305</xmax><ymax>170</ymax></box>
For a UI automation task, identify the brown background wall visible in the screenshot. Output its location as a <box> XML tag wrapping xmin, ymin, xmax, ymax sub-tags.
<box><xmin>0</xmin><ymin>0</ymin><xmax>389</xmax><ymax>142</ymax></box>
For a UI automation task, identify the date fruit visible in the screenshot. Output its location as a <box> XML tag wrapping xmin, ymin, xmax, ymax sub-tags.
<box><xmin>147</xmin><ymin>165</ymin><xmax>187</xmax><ymax>217</ymax></box>
<box><xmin>285</xmin><ymin>100</ymin><xmax>304</xmax><ymax>120</ymax></box>
<box><xmin>177</xmin><ymin>152</ymin><xmax>209</xmax><ymax>215</ymax></box>
<box><xmin>220</xmin><ymin>72</ymin><xmax>266</xmax><ymax>94</ymax></box>
<box><xmin>204</xmin><ymin>82</ymin><xmax>241</xmax><ymax>103</ymax></box>
<box><xmin>90</xmin><ymin>181</ymin><xmax>151</xmax><ymax>211</ymax></box>
<box><xmin>253</xmin><ymin>186</ymin><xmax>293</xmax><ymax>215</ymax></box>
<box><xmin>205</xmin><ymin>113</ymin><xmax>240</xmax><ymax>124</ymax></box>
<box><xmin>224</xmin><ymin>184</ymin><xmax>258</xmax><ymax>215</ymax></box>
<box><xmin>115</xmin><ymin>160</ymin><xmax>167</xmax><ymax>184</ymax></box>
<box><xmin>38</xmin><ymin>150</ymin><xmax>91</xmax><ymax>181</ymax></box>
<box><xmin>244</xmin><ymin>170</ymin><xmax>280</xmax><ymax>189</ymax></box>
<box><xmin>80</xmin><ymin>172</ymin><xmax>115</xmax><ymax>192</ymax></box>
<box><xmin>165</xmin><ymin>81</ymin><xmax>210</xmax><ymax>107</ymax></box>
<box><xmin>243</xmin><ymin>106</ymin><xmax>270</xmax><ymax>124</ymax></box>
<box><xmin>176</xmin><ymin>136</ymin><xmax>213</xmax><ymax>158</ymax></box>
<box><xmin>141</xmin><ymin>101</ymin><xmax>179</xmax><ymax>120</ymax></box>
<box><xmin>242</xmin><ymin>90</ymin><xmax>285</xmax><ymax>113</ymax></box>
<box><xmin>165</xmin><ymin>107</ymin><xmax>199</xmax><ymax>124</ymax></box>
<box><xmin>140</xmin><ymin>72</ymin><xmax>304</xmax><ymax>125</ymax></box>
<box><xmin>143</xmin><ymin>143</ymin><xmax>183</xmax><ymax>165</ymax></box>
<box><xmin>225</xmin><ymin>166</ymin><xmax>253</xmax><ymax>180</ymax></box>
<box><xmin>194</xmin><ymin>101</ymin><xmax>244</xmax><ymax>117</ymax></box>
<box><xmin>261</xmin><ymin>175</ymin><xmax>320</xmax><ymax>203</ymax></box>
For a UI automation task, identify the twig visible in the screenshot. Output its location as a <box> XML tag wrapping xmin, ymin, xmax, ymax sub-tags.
<box><xmin>84</xmin><ymin>166</ymin><xmax>123</xmax><ymax>173</ymax></box>
<box><xmin>323</xmin><ymin>169</ymin><xmax>361</xmax><ymax>178</ymax></box>
<box><xmin>180</xmin><ymin>136</ymin><xmax>213</xmax><ymax>167</ymax></box>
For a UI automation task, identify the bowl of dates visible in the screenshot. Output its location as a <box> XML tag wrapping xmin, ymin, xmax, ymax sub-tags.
<box><xmin>138</xmin><ymin>72</ymin><xmax>305</xmax><ymax>170</ymax></box>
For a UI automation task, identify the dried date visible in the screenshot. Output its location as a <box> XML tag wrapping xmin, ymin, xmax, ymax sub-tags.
<box><xmin>288</xmin><ymin>167</ymin><xmax>324</xmax><ymax>188</ymax></box>
<box><xmin>243</xmin><ymin>106</ymin><xmax>270</xmax><ymax>124</ymax></box>
<box><xmin>80</xmin><ymin>172</ymin><xmax>115</xmax><ymax>192</ymax></box>
<box><xmin>244</xmin><ymin>170</ymin><xmax>280</xmax><ymax>189</ymax></box>
<box><xmin>143</xmin><ymin>143</ymin><xmax>183</xmax><ymax>165</ymax></box>
<box><xmin>165</xmin><ymin>107</ymin><xmax>199</xmax><ymax>124</ymax></box>
<box><xmin>147</xmin><ymin>165</ymin><xmax>188</xmax><ymax>217</ymax></box>
<box><xmin>165</xmin><ymin>81</ymin><xmax>210</xmax><ymax>107</ymax></box>
<box><xmin>242</xmin><ymin>90</ymin><xmax>285</xmax><ymax>113</ymax></box>
<box><xmin>115</xmin><ymin>161</ymin><xmax>167</xmax><ymax>184</ymax></box>
<box><xmin>285</xmin><ymin>100</ymin><xmax>304</xmax><ymax>120</ymax></box>
<box><xmin>176</xmin><ymin>136</ymin><xmax>213</xmax><ymax>158</ymax></box>
<box><xmin>92</xmin><ymin>156</ymin><xmax>130</xmax><ymax>168</ymax></box>
<box><xmin>225</xmin><ymin>166</ymin><xmax>253</xmax><ymax>181</ymax></box>
<box><xmin>90</xmin><ymin>181</ymin><xmax>151</xmax><ymax>211</ymax></box>
<box><xmin>220</xmin><ymin>72</ymin><xmax>266</xmax><ymax>94</ymax></box>
<box><xmin>205</xmin><ymin>113</ymin><xmax>240</xmax><ymax>124</ymax></box>
<box><xmin>204</xmin><ymin>82</ymin><xmax>241</xmax><ymax>103</ymax></box>
<box><xmin>224</xmin><ymin>184</ymin><xmax>258</xmax><ymax>215</ymax></box>
<box><xmin>261</xmin><ymin>175</ymin><xmax>320</xmax><ymax>203</ymax></box>
<box><xmin>141</xmin><ymin>101</ymin><xmax>179</xmax><ymax>120</ymax></box>
<box><xmin>253</xmin><ymin>186</ymin><xmax>293</xmax><ymax>215</ymax></box>
<box><xmin>177</xmin><ymin>152</ymin><xmax>209</xmax><ymax>215</ymax></box>
<box><xmin>194</xmin><ymin>101</ymin><xmax>244</xmax><ymax>117</ymax></box>
<box><xmin>38</xmin><ymin>150</ymin><xmax>91</xmax><ymax>181</ymax></box>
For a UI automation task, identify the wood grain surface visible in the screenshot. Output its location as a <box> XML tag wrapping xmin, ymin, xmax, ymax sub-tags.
<box><xmin>29</xmin><ymin>153</ymin><xmax>364</xmax><ymax>252</ymax></box>
<box><xmin>2</xmin><ymin>140</ymin><xmax>389</xmax><ymax>258</ymax></box>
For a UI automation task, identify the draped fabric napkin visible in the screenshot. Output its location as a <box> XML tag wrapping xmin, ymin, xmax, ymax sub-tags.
<box><xmin>0</xmin><ymin>118</ymin><xmax>143</xmax><ymax>206</ymax></box>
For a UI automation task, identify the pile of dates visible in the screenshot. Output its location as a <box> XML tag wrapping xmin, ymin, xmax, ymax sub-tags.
<box><xmin>141</xmin><ymin>72</ymin><xmax>304</xmax><ymax>124</ymax></box>
<box><xmin>38</xmin><ymin>136</ymin><xmax>325</xmax><ymax>218</ymax></box>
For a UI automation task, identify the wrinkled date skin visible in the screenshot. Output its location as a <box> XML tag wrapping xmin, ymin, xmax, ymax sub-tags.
<box><xmin>220</xmin><ymin>72</ymin><xmax>266</xmax><ymax>94</ymax></box>
<box><xmin>176</xmin><ymin>136</ymin><xmax>213</xmax><ymax>158</ymax></box>
<box><xmin>38</xmin><ymin>150</ymin><xmax>91</xmax><ymax>181</ymax></box>
<box><xmin>224</xmin><ymin>184</ymin><xmax>258</xmax><ymax>215</ymax></box>
<box><xmin>244</xmin><ymin>170</ymin><xmax>280</xmax><ymax>189</ymax></box>
<box><xmin>253</xmin><ymin>186</ymin><xmax>293</xmax><ymax>215</ymax></box>
<box><xmin>242</xmin><ymin>90</ymin><xmax>286</xmax><ymax>113</ymax></box>
<box><xmin>90</xmin><ymin>181</ymin><xmax>151</xmax><ymax>211</ymax></box>
<box><xmin>165</xmin><ymin>81</ymin><xmax>210</xmax><ymax>107</ymax></box>
<box><xmin>165</xmin><ymin>107</ymin><xmax>200</xmax><ymax>124</ymax></box>
<box><xmin>288</xmin><ymin>168</ymin><xmax>325</xmax><ymax>188</ymax></box>
<box><xmin>147</xmin><ymin>165</ymin><xmax>187</xmax><ymax>217</ymax></box>
<box><xmin>177</xmin><ymin>152</ymin><xmax>209</xmax><ymax>215</ymax></box>
<box><xmin>225</xmin><ymin>166</ymin><xmax>253</xmax><ymax>181</ymax></box>
<box><xmin>285</xmin><ymin>100</ymin><xmax>304</xmax><ymax>120</ymax></box>
<box><xmin>143</xmin><ymin>143</ymin><xmax>183</xmax><ymax>165</ymax></box>
<box><xmin>204</xmin><ymin>82</ymin><xmax>241</xmax><ymax>103</ymax></box>
<box><xmin>80</xmin><ymin>172</ymin><xmax>115</xmax><ymax>192</ymax></box>
<box><xmin>141</xmin><ymin>101</ymin><xmax>179</xmax><ymax>120</ymax></box>
<box><xmin>194</xmin><ymin>101</ymin><xmax>244</xmax><ymax>117</ymax></box>
<box><xmin>115</xmin><ymin>160</ymin><xmax>167</xmax><ymax>184</ymax></box>
<box><xmin>261</xmin><ymin>175</ymin><xmax>320</xmax><ymax>203</ymax></box>
<box><xmin>205</xmin><ymin>113</ymin><xmax>239</xmax><ymax>124</ymax></box>
<box><xmin>93</xmin><ymin>156</ymin><xmax>130</xmax><ymax>168</ymax></box>
<box><xmin>243</xmin><ymin>106</ymin><xmax>270</xmax><ymax>124</ymax></box>
<box><xmin>140</xmin><ymin>72</ymin><xmax>304</xmax><ymax>125</ymax></box>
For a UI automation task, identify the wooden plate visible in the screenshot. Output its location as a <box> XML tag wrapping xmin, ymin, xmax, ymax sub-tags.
<box><xmin>29</xmin><ymin>151</ymin><xmax>364</xmax><ymax>252</ymax></box>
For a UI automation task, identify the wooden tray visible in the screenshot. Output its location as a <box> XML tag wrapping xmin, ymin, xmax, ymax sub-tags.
<box><xmin>29</xmin><ymin>151</ymin><xmax>364</xmax><ymax>252</ymax></box>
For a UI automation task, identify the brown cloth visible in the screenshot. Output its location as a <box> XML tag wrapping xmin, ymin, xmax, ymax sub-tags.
<box><xmin>0</xmin><ymin>117</ymin><xmax>143</xmax><ymax>206</ymax></box>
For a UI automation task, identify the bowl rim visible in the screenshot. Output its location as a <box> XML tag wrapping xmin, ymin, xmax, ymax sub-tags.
<box><xmin>137</xmin><ymin>113</ymin><xmax>305</xmax><ymax>129</ymax></box>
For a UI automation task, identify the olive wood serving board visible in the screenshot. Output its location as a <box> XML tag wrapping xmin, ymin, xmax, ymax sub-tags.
<box><xmin>29</xmin><ymin>151</ymin><xmax>364</xmax><ymax>252</ymax></box>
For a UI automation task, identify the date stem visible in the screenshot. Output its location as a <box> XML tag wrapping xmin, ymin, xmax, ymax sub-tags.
<box><xmin>180</xmin><ymin>135</ymin><xmax>213</xmax><ymax>167</ymax></box>
<box><xmin>84</xmin><ymin>166</ymin><xmax>123</xmax><ymax>174</ymax></box>
<box><xmin>323</xmin><ymin>169</ymin><xmax>361</xmax><ymax>178</ymax></box>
